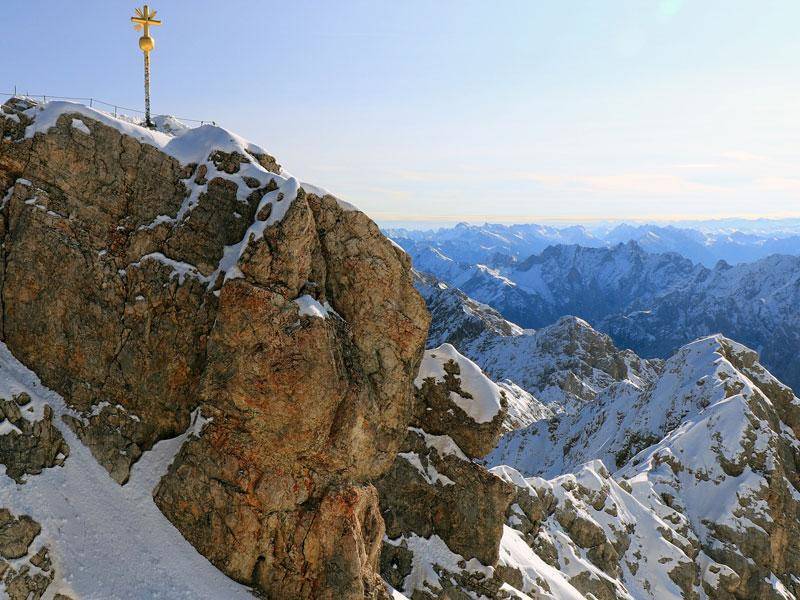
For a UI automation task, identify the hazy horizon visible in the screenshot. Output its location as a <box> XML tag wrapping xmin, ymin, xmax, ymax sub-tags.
<box><xmin>379</xmin><ymin>214</ymin><xmax>800</xmax><ymax>233</ymax></box>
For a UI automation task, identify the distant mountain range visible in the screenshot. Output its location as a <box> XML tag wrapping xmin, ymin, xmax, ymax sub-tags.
<box><xmin>387</xmin><ymin>220</ymin><xmax>800</xmax><ymax>267</ymax></box>
<box><xmin>400</xmin><ymin>232</ymin><xmax>800</xmax><ymax>391</ymax></box>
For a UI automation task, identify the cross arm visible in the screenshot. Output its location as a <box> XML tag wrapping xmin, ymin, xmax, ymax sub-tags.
<box><xmin>131</xmin><ymin>17</ymin><xmax>162</xmax><ymax>26</ymax></box>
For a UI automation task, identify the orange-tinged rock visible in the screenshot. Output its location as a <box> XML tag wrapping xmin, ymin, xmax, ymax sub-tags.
<box><xmin>0</xmin><ymin>101</ymin><xmax>429</xmax><ymax>597</ymax></box>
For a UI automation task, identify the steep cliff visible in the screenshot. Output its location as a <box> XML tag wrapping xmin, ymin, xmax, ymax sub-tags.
<box><xmin>0</xmin><ymin>98</ymin><xmax>429</xmax><ymax>598</ymax></box>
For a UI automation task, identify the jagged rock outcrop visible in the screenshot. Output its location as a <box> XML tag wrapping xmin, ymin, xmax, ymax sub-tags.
<box><xmin>412</xmin><ymin>344</ymin><xmax>508</xmax><ymax>457</ymax></box>
<box><xmin>0</xmin><ymin>99</ymin><xmax>429</xmax><ymax>598</ymax></box>
<box><xmin>0</xmin><ymin>394</ymin><xmax>68</xmax><ymax>483</ymax></box>
<box><xmin>154</xmin><ymin>192</ymin><xmax>430</xmax><ymax>598</ymax></box>
<box><xmin>491</xmin><ymin>462</ymin><xmax>701</xmax><ymax>600</ymax></box>
<box><xmin>377</xmin><ymin>344</ymin><xmax>516</xmax><ymax>598</ymax></box>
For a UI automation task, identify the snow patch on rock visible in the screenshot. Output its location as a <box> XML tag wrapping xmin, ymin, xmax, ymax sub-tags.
<box><xmin>415</xmin><ymin>344</ymin><xmax>503</xmax><ymax>424</ymax></box>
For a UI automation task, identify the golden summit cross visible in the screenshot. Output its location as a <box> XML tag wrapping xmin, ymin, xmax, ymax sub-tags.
<box><xmin>131</xmin><ymin>5</ymin><xmax>162</xmax><ymax>128</ymax></box>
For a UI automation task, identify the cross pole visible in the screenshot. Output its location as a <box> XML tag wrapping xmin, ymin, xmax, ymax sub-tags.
<box><xmin>131</xmin><ymin>5</ymin><xmax>162</xmax><ymax>128</ymax></box>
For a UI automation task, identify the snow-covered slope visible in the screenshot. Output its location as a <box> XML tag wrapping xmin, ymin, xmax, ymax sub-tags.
<box><xmin>398</xmin><ymin>275</ymin><xmax>800</xmax><ymax>599</ymax></box>
<box><xmin>391</xmin><ymin>329</ymin><xmax>800</xmax><ymax>599</ymax></box>
<box><xmin>0</xmin><ymin>342</ymin><xmax>253</xmax><ymax>599</ymax></box>
<box><xmin>462</xmin><ymin>316</ymin><xmax>659</xmax><ymax>415</ymax></box>
<box><xmin>484</xmin><ymin>334</ymin><xmax>800</xmax><ymax>598</ymax></box>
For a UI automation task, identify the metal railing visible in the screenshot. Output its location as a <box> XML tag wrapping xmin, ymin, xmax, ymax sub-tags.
<box><xmin>1</xmin><ymin>87</ymin><xmax>216</xmax><ymax>127</ymax></box>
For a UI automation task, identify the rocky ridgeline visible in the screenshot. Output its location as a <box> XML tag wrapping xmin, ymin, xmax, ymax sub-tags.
<box><xmin>404</xmin><ymin>276</ymin><xmax>800</xmax><ymax>599</ymax></box>
<box><xmin>0</xmin><ymin>98</ymin><xmax>429</xmax><ymax>598</ymax></box>
<box><xmin>372</xmin><ymin>332</ymin><xmax>800</xmax><ymax>598</ymax></box>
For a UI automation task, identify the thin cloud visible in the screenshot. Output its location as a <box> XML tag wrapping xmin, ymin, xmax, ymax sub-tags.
<box><xmin>755</xmin><ymin>177</ymin><xmax>800</xmax><ymax>192</ymax></box>
<box><xmin>524</xmin><ymin>173</ymin><xmax>728</xmax><ymax>196</ymax></box>
<box><xmin>721</xmin><ymin>151</ymin><xmax>771</xmax><ymax>162</ymax></box>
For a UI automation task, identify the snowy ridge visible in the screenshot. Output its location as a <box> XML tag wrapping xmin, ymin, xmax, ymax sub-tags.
<box><xmin>387</xmin><ymin>219</ymin><xmax>800</xmax><ymax>270</ymax></box>
<box><xmin>484</xmin><ymin>334</ymin><xmax>800</xmax><ymax>598</ymax></box>
<box><xmin>418</xmin><ymin>273</ymin><xmax>659</xmax><ymax>423</ymax></box>
<box><xmin>24</xmin><ymin>101</ymin><xmax>270</xmax><ymax>166</ymax></box>
<box><xmin>407</xmin><ymin>236</ymin><xmax>800</xmax><ymax>392</ymax></box>
<box><xmin>399</xmin><ymin>332</ymin><xmax>800</xmax><ymax>598</ymax></box>
<box><xmin>405</xmin><ymin>277</ymin><xmax>800</xmax><ymax>598</ymax></box>
<box><xmin>492</xmin><ymin>462</ymin><xmax>697</xmax><ymax>600</ymax></box>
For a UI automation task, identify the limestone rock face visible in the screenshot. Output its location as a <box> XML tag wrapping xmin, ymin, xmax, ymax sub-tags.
<box><xmin>1</xmin><ymin>101</ymin><xmax>217</xmax><ymax>480</ymax></box>
<box><xmin>154</xmin><ymin>194</ymin><xmax>429</xmax><ymax>597</ymax></box>
<box><xmin>0</xmin><ymin>100</ymin><xmax>429</xmax><ymax>598</ymax></box>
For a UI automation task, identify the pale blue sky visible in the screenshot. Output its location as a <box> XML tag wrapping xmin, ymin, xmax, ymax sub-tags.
<box><xmin>3</xmin><ymin>1</ymin><xmax>800</xmax><ymax>224</ymax></box>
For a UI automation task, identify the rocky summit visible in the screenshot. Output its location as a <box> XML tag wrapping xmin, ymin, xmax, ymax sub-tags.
<box><xmin>0</xmin><ymin>98</ymin><xmax>429</xmax><ymax>599</ymax></box>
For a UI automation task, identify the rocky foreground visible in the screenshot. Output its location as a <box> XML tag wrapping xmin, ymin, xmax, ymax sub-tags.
<box><xmin>0</xmin><ymin>97</ymin><xmax>799</xmax><ymax>600</ymax></box>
